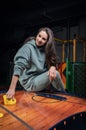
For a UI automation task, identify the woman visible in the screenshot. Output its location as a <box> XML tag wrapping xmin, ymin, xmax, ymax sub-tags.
<box><xmin>6</xmin><ymin>27</ymin><xmax>65</xmax><ymax>99</ymax></box>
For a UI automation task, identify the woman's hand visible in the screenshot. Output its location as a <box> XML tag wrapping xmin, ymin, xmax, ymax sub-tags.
<box><xmin>6</xmin><ymin>88</ymin><xmax>15</xmax><ymax>100</ymax></box>
<box><xmin>48</xmin><ymin>66</ymin><xmax>56</xmax><ymax>82</ymax></box>
<box><xmin>6</xmin><ymin>75</ymin><xmax>19</xmax><ymax>100</ymax></box>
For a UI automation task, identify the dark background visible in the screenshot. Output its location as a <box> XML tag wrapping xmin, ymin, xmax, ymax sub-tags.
<box><xmin>0</xmin><ymin>0</ymin><xmax>86</xmax><ymax>86</ymax></box>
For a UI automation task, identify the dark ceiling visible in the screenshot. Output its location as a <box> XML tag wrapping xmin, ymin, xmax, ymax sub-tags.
<box><xmin>1</xmin><ymin>0</ymin><xmax>86</xmax><ymax>27</ymax></box>
<box><xmin>0</xmin><ymin>0</ymin><xmax>86</xmax><ymax>49</ymax></box>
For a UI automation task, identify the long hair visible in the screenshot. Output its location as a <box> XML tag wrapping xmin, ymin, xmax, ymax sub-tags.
<box><xmin>38</xmin><ymin>27</ymin><xmax>57</xmax><ymax>68</ymax></box>
<box><xmin>24</xmin><ymin>27</ymin><xmax>57</xmax><ymax>68</ymax></box>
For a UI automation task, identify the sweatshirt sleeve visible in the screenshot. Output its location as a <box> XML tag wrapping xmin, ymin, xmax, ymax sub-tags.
<box><xmin>13</xmin><ymin>44</ymin><xmax>31</xmax><ymax>76</ymax></box>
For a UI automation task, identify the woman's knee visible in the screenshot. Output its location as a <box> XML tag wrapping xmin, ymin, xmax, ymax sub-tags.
<box><xmin>56</xmin><ymin>71</ymin><xmax>61</xmax><ymax>78</ymax></box>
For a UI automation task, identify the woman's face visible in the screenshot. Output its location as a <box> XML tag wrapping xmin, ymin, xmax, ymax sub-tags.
<box><xmin>36</xmin><ymin>30</ymin><xmax>48</xmax><ymax>46</ymax></box>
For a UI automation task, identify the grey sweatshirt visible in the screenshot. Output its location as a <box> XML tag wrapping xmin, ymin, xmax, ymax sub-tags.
<box><xmin>13</xmin><ymin>39</ymin><xmax>47</xmax><ymax>88</ymax></box>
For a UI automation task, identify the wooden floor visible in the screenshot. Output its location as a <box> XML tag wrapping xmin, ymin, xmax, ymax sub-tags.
<box><xmin>0</xmin><ymin>90</ymin><xmax>86</xmax><ymax>130</ymax></box>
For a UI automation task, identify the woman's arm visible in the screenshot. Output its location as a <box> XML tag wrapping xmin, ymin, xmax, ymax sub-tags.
<box><xmin>48</xmin><ymin>66</ymin><xmax>56</xmax><ymax>82</ymax></box>
<box><xmin>6</xmin><ymin>75</ymin><xmax>19</xmax><ymax>99</ymax></box>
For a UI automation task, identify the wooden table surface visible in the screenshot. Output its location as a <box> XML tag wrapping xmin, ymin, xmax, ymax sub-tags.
<box><xmin>0</xmin><ymin>90</ymin><xmax>86</xmax><ymax>130</ymax></box>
